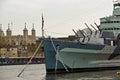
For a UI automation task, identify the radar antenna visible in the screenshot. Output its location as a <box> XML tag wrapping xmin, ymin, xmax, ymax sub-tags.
<box><xmin>113</xmin><ymin>0</ymin><xmax>119</xmax><ymax>3</ymax></box>
<box><xmin>113</xmin><ymin>0</ymin><xmax>120</xmax><ymax>4</ymax></box>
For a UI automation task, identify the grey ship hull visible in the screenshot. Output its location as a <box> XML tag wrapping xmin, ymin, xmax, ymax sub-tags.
<box><xmin>43</xmin><ymin>39</ymin><xmax>120</xmax><ymax>74</ymax></box>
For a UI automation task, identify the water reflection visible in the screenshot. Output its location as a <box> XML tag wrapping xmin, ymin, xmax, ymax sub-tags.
<box><xmin>45</xmin><ymin>70</ymin><xmax>120</xmax><ymax>80</ymax></box>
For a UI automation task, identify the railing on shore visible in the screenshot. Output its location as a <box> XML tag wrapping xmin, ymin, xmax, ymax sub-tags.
<box><xmin>0</xmin><ymin>57</ymin><xmax>45</xmax><ymax>65</ymax></box>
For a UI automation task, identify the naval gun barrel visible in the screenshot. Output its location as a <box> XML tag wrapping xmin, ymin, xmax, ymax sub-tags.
<box><xmin>81</xmin><ymin>30</ymin><xmax>88</xmax><ymax>37</ymax></box>
<box><xmin>78</xmin><ymin>29</ymin><xmax>86</xmax><ymax>42</ymax></box>
<box><xmin>90</xmin><ymin>24</ymin><xmax>97</xmax><ymax>31</ymax></box>
<box><xmin>72</xmin><ymin>29</ymin><xmax>80</xmax><ymax>40</ymax></box>
<box><xmin>78</xmin><ymin>29</ymin><xmax>86</xmax><ymax>38</ymax></box>
<box><xmin>90</xmin><ymin>24</ymin><xmax>98</xmax><ymax>35</ymax></box>
<box><xmin>85</xmin><ymin>23</ymin><xmax>92</xmax><ymax>34</ymax></box>
<box><xmin>72</xmin><ymin>29</ymin><xmax>79</xmax><ymax>37</ymax></box>
<box><xmin>94</xmin><ymin>22</ymin><xmax>100</xmax><ymax>30</ymax></box>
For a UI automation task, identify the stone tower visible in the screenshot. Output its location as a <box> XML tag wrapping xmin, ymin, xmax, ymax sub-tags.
<box><xmin>31</xmin><ymin>23</ymin><xmax>36</xmax><ymax>44</ymax></box>
<box><xmin>6</xmin><ymin>23</ymin><xmax>12</xmax><ymax>45</ymax></box>
<box><xmin>0</xmin><ymin>24</ymin><xmax>4</xmax><ymax>37</ymax></box>
<box><xmin>32</xmin><ymin>23</ymin><xmax>35</xmax><ymax>37</ymax></box>
<box><xmin>23</xmin><ymin>23</ymin><xmax>28</xmax><ymax>45</ymax></box>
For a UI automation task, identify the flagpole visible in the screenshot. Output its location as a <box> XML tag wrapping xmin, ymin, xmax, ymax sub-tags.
<box><xmin>42</xmin><ymin>29</ymin><xmax>44</xmax><ymax>38</ymax></box>
<box><xmin>41</xmin><ymin>13</ymin><xmax>44</xmax><ymax>38</ymax></box>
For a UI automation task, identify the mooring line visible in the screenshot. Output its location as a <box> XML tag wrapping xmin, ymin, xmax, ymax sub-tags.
<box><xmin>17</xmin><ymin>41</ymin><xmax>43</xmax><ymax>77</ymax></box>
<box><xmin>50</xmin><ymin>37</ymin><xmax>69</xmax><ymax>73</ymax></box>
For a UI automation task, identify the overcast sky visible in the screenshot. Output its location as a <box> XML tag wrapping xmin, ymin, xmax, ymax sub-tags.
<box><xmin>0</xmin><ymin>0</ymin><xmax>114</xmax><ymax>37</ymax></box>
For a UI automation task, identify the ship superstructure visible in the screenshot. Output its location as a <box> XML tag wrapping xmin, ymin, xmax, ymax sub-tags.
<box><xmin>100</xmin><ymin>0</ymin><xmax>120</xmax><ymax>37</ymax></box>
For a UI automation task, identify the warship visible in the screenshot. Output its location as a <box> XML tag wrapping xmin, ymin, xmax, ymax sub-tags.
<box><xmin>43</xmin><ymin>1</ymin><xmax>120</xmax><ymax>74</ymax></box>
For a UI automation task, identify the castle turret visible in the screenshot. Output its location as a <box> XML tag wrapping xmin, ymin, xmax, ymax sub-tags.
<box><xmin>31</xmin><ymin>23</ymin><xmax>35</xmax><ymax>37</ymax></box>
<box><xmin>6</xmin><ymin>23</ymin><xmax>12</xmax><ymax>45</ymax></box>
<box><xmin>6</xmin><ymin>23</ymin><xmax>12</xmax><ymax>36</ymax></box>
<box><xmin>23</xmin><ymin>23</ymin><xmax>28</xmax><ymax>45</ymax></box>
<box><xmin>0</xmin><ymin>24</ymin><xmax>4</xmax><ymax>37</ymax></box>
<box><xmin>31</xmin><ymin>23</ymin><xmax>36</xmax><ymax>44</ymax></box>
<box><xmin>23</xmin><ymin>23</ymin><xmax>28</xmax><ymax>36</ymax></box>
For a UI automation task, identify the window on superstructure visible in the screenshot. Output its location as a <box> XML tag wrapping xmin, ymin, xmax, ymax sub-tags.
<box><xmin>110</xmin><ymin>28</ymin><xmax>113</xmax><ymax>30</ymax></box>
<box><xmin>114</xmin><ymin>28</ymin><xmax>120</xmax><ymax>30</ymax></box>
<box><xmin>103</xmin><ymin>28</ymin><xmax>120</xmax><ymax>30</ymax></box>
<box><xmin>114</xmin><ymin>28</ymin><xmax>117</xmax><ymax>30</ymax></box>
<box><xmin>116</xmin><ymin>21</ymin><xmax>119</xmax><ymax>23</ymax></box>
<box><xmin>100</xmin><ymin>21</ymin><xmax>120</xmax><ymax>23</ymax></box>
<box><xmin>117</xmin><ymin>28</ymin><xmax>120</xmax><ymax>30</ymax></box>
<box><xmin>104</xmin><ymin>28</ymin><xmax>107</xmax><ymax>30</ymax></box>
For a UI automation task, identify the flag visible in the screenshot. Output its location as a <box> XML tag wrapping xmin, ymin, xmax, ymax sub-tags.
<box><xmin>42</xmin><ymin>14</ymin><xmax>44</xmax><ymax>30</ymax></box>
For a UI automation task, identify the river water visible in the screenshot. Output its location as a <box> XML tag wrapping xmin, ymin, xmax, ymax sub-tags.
<box><xmin>0</xmin><ymin>64</ymin><xmax>120</xmax><ymax>80</ymax></box>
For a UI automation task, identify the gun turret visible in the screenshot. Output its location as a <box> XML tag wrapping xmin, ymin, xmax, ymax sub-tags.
<box><xmin>72</xmin><ymin>29</ymin><xmax>88</xmax><ymax>43</ymax></box>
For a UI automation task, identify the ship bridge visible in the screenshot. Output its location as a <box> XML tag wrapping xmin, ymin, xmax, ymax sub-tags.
<box><xmin>99</xmin><ymin>0</ymin><xmax>120</xmax><ymax>38</ymax></box>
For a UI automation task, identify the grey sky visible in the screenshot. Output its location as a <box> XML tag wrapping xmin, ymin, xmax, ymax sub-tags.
<box><xmin>0</xmin><ymin>0</ymin><xmax>113</xmax><ymax>37</ymax></box>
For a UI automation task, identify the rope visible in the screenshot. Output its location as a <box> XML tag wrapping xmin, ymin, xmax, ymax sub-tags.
<box><xmin>17</xmin><ymin>41</ymin><xmax>43</xmax><ymax>77</ymax></box>
<box><xmin>50</xmin><ymin>37</ymin><xmax>69</xmax><ymax>73</ymax></box>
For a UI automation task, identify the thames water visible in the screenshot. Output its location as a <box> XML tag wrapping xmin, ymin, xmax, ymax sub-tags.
<box><xmin>0</xmin><ymin>64</ymin><xmax>120</xmax><ymax>80</ymax></box>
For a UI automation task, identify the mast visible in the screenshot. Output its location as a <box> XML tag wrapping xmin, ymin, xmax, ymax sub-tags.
<box><xmin>113</xmin><ymin>0</ymin><xmax>120</xmax><ymax>16</ymax></box>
